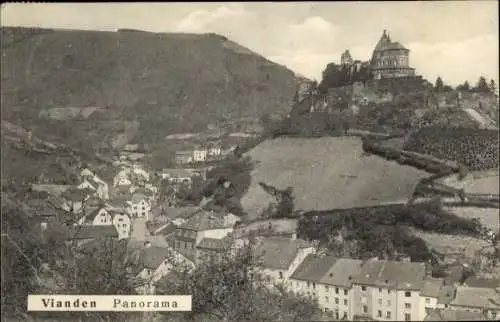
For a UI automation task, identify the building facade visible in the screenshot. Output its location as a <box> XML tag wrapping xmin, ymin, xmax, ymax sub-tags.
<box><xmin>370</xmin><ymin>30</ymin><xmax>415</xmax><ymax>79</ymax></box>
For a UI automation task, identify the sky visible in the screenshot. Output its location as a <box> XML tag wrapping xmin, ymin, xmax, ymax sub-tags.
<box><xmin>2</xmin><ymin>2</ymin><xmax>498</xmax><ymax>86</ymax></box>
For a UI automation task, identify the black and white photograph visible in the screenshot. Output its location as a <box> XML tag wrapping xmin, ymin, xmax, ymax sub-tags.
<box><xmin>1</xmin><ymin>2</ymin><xmax>499</xmax><ymax>322</ymax></box>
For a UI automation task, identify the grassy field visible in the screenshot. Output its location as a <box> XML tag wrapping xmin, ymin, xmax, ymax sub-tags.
<box><xmin>444</xmin><ymin>206</ymin><xmax>499</xmax><ymax>232</ymax></box>
<box><xmin>241</xmin><ymin>136</ymin><xmax>430</xmax><ymax>217</ymax></box>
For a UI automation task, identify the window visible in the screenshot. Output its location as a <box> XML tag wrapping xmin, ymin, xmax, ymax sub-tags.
<box><xmin>425</xmin><ymin>298</ymin><xmax>430</xmax><ymax>304</ymax></box>
<box><xmin>362</xmin><ymin>305</ymin><xmax>368</xmax><ymax>313</ymax></box>
<box><xmin>379</xmin><ymin>288</ymin><xmax>382</xmax><ymax>293</ymax></box>
<box><xmin>279</xmin><ymin>271</ymin><xmax>283</xmax><ymax>279</ymax></box>
<box><xmin>386</xmin><ymin>311</ymin><xmax>391</xmax><ymax>319</ymax></box>
<box><xmin>335</xmin><ymin>310</ymin><xmax>339</xmax><ymax>320</ymax></box>
<box><xmin>312</xmin><ymin>283</ymin><xmax>316</xmax><ymax>289</ymax></box>
<box><xmin>344</xmin><ymin>299</ymin><xmax>348</xmax><ymax>306</ymax></box>
<box><xmin>324</xmin><ymin>308</ymin><xmax>328</xmax><ymax>313</ymax></box>
<box><xmin>405</xmin><ymin>291</ymin><xmax>411</xmax><ymax>297</ymax></box>
<box><xmin>325</xmin><ymin>296</ymin><xmax>329</xmax><ymax>303</ymax></box>
<box><xmin>343</xmin><ymin>312</ymin><xmax>348</xmax><ymax>319</ymax></box>
<box><xmin>325</xmin><ymin>285</ymin><xmax>329</xmax><ymax>291</ymax></box>
<box><xmin>361</xmin><ymin>286</ymin><xmax>366</xmax><ymax>291</ymax></box>
<box><xmin>335</xmin><ymin>287</ymin><xmax>339</xmax><ymax>294</ymax></box>
<box><xmin>377</xmin><ymin>310</ymin><xmax>382</xmax><ymax>317</ymax></box>
<box><xmin>344</xmin><ymin>289</ymin><xmax>348</xmax><ymax>296</ymax></box>
<box><xmin>387</xmin><ymin>300</ymin><xmax>391</xmax><ymax>306</ymax></box>
<box><xmin>335</xmin><ymin>298</ymin><xmax>339</xmax><ymax>304</ymax></box>
<box><xmin>388</xmin><ymin>289</ymin><xmax>391</xmax><ymax>294</ymax></box>
<box><xmin>405</xmin><ymin>303</ymin><xmax>411</xmax><ymax>309</ymax></box>
<box><xmin>378</xmin><ymin>298</ymin><xmax>382</xmax><ymax>305</ymax></box>
<box><xmin>404</xmin><ymin>313</ymin><xmax>411</xmax><ymax>321</ymax></box>
<box><xmin>307</xmin><ymin>281</ymin><xmax>310</xmax><ymax>287</ymax></box>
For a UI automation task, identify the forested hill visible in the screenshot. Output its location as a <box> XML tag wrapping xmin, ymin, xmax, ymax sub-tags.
<box><xmin>1</xmin><ymin>27</ymin><xmax>302</xmax><ymax>149</ymax></box>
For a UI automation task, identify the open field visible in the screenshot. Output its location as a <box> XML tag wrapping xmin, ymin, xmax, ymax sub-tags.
<box><xmin>408</xmin><ymin>227</ymin><xmax>491</xmax><ymax>262</ymax></box>
<box><xmin>444</xmin><ymin>206</ymin><xmax>499</xmax><ymax>232</ymax></box>
<box><xmin>241</xmin><ymin>136</ymin><xmax>430</xmax><ymax>217</ymax></box>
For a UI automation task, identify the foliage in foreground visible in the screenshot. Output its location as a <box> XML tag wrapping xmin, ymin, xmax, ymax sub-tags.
<box><xmin>156</xmin><ymin>243</ymin><xmax>321</xmax><ymax>322</ymax></box>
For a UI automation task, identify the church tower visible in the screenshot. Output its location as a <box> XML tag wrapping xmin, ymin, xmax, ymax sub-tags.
<box><xmin>341</xmin><ymin>49</ymin><xmax>354</xmax><ymax>65</ymax></box>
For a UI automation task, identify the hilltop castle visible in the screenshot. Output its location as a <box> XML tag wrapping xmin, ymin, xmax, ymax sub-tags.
<box><xmin>341</xmin><ymin>30</ymin><xmax>415</xmax><ymax>80</ymax></box>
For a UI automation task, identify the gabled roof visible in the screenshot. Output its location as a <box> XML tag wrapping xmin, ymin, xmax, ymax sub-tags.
<box><xmin>320</xmin><ymin>258</ymin><xmax>364</xmax><ymax>287</ymax></box>
<box><xmin>437</xmin><ymin>285</ymin><xmax>456</xmax><ymax>305</ymax></box>
<box><xmin>178</xmin><ymin>210</ymin><xmax>231</xmax><ymax>231</ymax></box>
<box><xmin>290</xmin><ymin>254</ymin><xmax>338</xmax><ymax>282</ymax></box>
<box><xmin>84</xmin><ymin>207</ymin><xmax>109</xmax><ymax>223</ymax></box>
<box><xmin>197</xmin><ymin>236</ymin><xmax>233</xmax><ymax>251</ymax></box>
<box><xmin>424</xmin><ymin>308</ymin><xmax>486</xmax><ymax>321</ymax></box>
<box><xmin>422</xmin><ymin>277</ymin><xmax>445</xmax><ymax>298</ymax></box>
<box><xmin>68</xmin><ymin>225</ymin><xmax>118</xmax><ymax>240</ymax></box>
<box><xmin>253</xmin><ymin>237</ymin><xmax>315</xmax><ymax>270</ymax></box>
<box><xmin>162</xmin><ymin>168</ymin><xmax>193</xmax><ymax>178</ymax></box>
<box><xmin>175</xmin><ymin>247</ymin><xmax>196</xmax><ymax>263</ymax></box>
<box><xmin>141</xmin><ymin>246</ymin><xmax>172</xmax><ymax>269</ymax></box>
<box><xmin>384</xmin><ymin>42</ymin><xmax>408</xmax><ymax>51</ymax></box>
<box><xmin>107</xmin><ymin>196</ymin><xmax>129</xmax><ymax>209</ymax></box>
<box><xmin>130</xmin><ymin>193</ymin><xmax>148</xmax><ymax>204</ymax></box>
<box><xmin>451</xmin><ymin>286</ymin><xmax>500</xmax><ymax>309</ymax></box>
<box><xmin>61</xmin><ymin>187</ymin><xmax>93</xmax><ymax>201</ymax></box>
<box><xmin>351</xmin><ymin>259</ymin><xmax>426</xmax><ymax>290</ymax></box>
<box><xmin>22</xmin><ymin>199</ymin><xmax>64</xmax><ymax>217</ymax></box>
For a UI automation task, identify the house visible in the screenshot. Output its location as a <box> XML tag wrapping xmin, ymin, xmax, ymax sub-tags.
<box><xmin>161</xmin><ymin>168</ymin><xmax>194</xmax><ymax>186</ymax></box>
<box><xmin>133</xmin><ymin>244</ymin><xmax>195</xmax><ymax>295</ymax></box>
<box><xmin>420</xmin><ymin>277</ymin><xmax>456</xmax><ymax>312</ymax></box>
<box><xmin>175</xmin><ymin>151</ymin><xmax>193</xmax><ymax>165</ymax></box>
<box><xmin>111</xmin><ymin>211</ymin><xmax>132</xmax><ymax>240</ymax></box>
<box><xmin>80</xmin><ymin>168</ymin><xmax>95</xmax><ymax>178</ymax></box>
<box><xmin>424</xmin><ymin>308</ymin><xmax>486</xmax><ymax>321</ymax></box>
<box><xmin>66</xmin><ymin>225</ymin><xmax>119</xmax><ymax>247</ymax></box>
<box><xmin>351</xmin><ymin>259</ymin><xmax>427</xmax><ymax>321</ymax></box>
<box><xmin>252</xmin><ymin>236</ymin><xmax>316</xmax><ymax>286</ymax></box>
<box><xmin>288</xmin><ymin>255</ymin><xmax>363</xmax><ymax>320</ymax></box>
<box><xmin>76</xmin><ymin>207</ymin><xmax>113</xmax><ymax>226</ymax></box>
<box><xmin>127</xmin><ymin>193</ymin><xmax>152</xmax><ymax>218</ymax></box>
<box><xmin>168</xmin><ymin>210</ymin><xmax>238</xmax><ymax>264</ymax></box>
<box><xmin>449</xmin><ymin>286</ymin><xmax>500</xmax><ymax>320</ymax></box>
<box><xmin>207</xmin><ymin>143</ymin><xmax>223</xmax><ymax>158</ymax></box>
<box><xmin>131</xmin><ymin>163</ymin><xmax>150</xmax><ymax>182</ymax></box>
<box><xmin>113</xmin><ymin>168</ymin><xmax>131</xmax><ymax>187</ymax></box>
<box><xmin>192</xmin><ymin>148</ymin><xmax>208</xmax><ymax>163</ymax></box>
<box><xmin>60</xmin><ymin>187</ymin><xmax>94</xmax><ymax>213</ymax></box>
<box><xmin>22</xmin><ymin>198</ymin><xmax>65</xmax><ymax>230</ymax></box>
<box><xmin>195</xmin><ymin>234</ymin><xmax>234</xmax><ymax>265</ymax></box>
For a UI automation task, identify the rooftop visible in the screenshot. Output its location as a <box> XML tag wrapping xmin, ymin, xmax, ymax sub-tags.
<box><xmin>451</xmin><ymin>286</ymin><xmax>500</xmax><ymax>309</ymax></box>
<box><xmin>253</xmin><ymin>237</ymin><xmax>315</xmax><ymax>270</ymax></box>
<box><xmin>464</xmin><ymin>276</ymin><xmax>500</xmax><ymax>289</ymax></box>
<box><xmin>424</xmin><ymin>308</ymin><xmax>486</xmax><ymax>321</ymax></box>
<box><xmin>320</xmin><ymin>258</ymin><xmax>364</xmax><ymax>288</ymax></box>
<box><xmin>197</xmin><ymin>236</ymin><xmax>233</xmax><ymax>251</ymax></box>
<box><xmin>290</xmin><ymin>254</ymin><xmax>338</xmax><ymax>282</ymax></box>
<box><xmin>141</xmin><ymin>246</ymin><xmax>172</xmax><ymax>269</ymax></box>
<box><xmin>67</xmin><ymin>225</ymin><xmax>118</xmax><ymax>240</ymax></box>
<box><xmin>351</xmin><ymin>259</ymin><xmax>426</xmax><ymax>290</ymax></box>
<box><xmin>421</xmin><ymin>277</ymin><xmax>445</xmax><ymax>298</ymax></box>
<box><xmin>179</xmin><ymin>210</ymin><xmax>233</xmax><ymax>231</ymax></box>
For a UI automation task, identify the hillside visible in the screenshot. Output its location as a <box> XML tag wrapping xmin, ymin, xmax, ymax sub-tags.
<box><xmin>241</xmin><ymin>136</ymin><xmax>430</xmax><ymax>217</ymax></box>
<box><xmin>1</xmin><ymin>27</ymin><xmax>302</xmax><ymax>149</ymax></box>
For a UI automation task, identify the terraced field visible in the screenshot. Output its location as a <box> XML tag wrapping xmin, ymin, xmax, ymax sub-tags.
<box><xmin>444</xmin><ymin>206</ymin><xmax>499</xmax><ymax>232</ymax></box>
<box><xmin>241</xmin><ymin>136</ymin><xmax>430</xmax><ymax>218</ymax></box>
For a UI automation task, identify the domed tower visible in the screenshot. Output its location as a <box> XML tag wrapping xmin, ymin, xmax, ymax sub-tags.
<box><xmin>371</xmin><ymin>30</ymin><xmax>415</xmax><ymax>79</ymax></box>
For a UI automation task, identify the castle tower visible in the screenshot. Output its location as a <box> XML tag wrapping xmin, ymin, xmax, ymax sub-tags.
<box><xmin>370</xmin><ymin>29</ymin><xmax>415</xmax><ymax>79</ymax></box>
<box><xmin>341</xmin><ymin>49</ymin><xmax>354</xmax><ymax>65</ymax></box>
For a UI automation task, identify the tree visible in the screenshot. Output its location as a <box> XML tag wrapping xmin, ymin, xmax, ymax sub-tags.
<box><xmin>434</xmin><ymin>76</ymin><xmax>444</xmax><ymax>92</ymax></box>
<box><xmin>489</xmin><ymin>79</ymin><xmax>497</xmax><ymax>95</ymax></box>
<box><xmin>456</xmin><ymin>81</ymin><xmax>470</xmax><ymax>91</ymax></box>
<box><xmin>475</xmin><ymin>76</ymin><xmax>490</xmax><ymax>93</ymax></box>
<box><xmin>156</xmin><ymin>243</ymin><xmax>321</xmax><ymax>322</ymax></box>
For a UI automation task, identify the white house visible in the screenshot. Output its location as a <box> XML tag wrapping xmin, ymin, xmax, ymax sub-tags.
<box><xmin>161</xmin><ymin>169</ymin><xmax>193</xmax><ymax>186</ymax></box>
<box><xmin>252</xmin><ymin>236</ymin><xmax>316</xmax><ymax>287</ymax></box>
<box><xmin>193</xmin><ymin>148</ymin><xmax>208</xmax><ymax>162</ymax></box>
<box><xmin>76</xmin><ymin>207</ymin><xmax>113</xmax><ymax>226</ymax></box>
<box><xmin>131</xmin><ymin>163</ymin><xmax>150</xmax><ymax>182</ymax></box>
<box><xmin>449</xmin><ymin>286</ymin><xmax>500</xmax><ymax>320</ymax></box>
<box><xmin>80</xmin><ymin>168</ymin><xmax>95</xmax><ymax>178</ymax></box>
<box><xmin>127</xmin><ymin>193</ymin><xmax>152</xmax><ymax>218</ymax></box>
<box><xmin>134</xmin><ymin>245</ymin><xmax>195</xmax><ymax>295</ymax></box>
<box><xmin>61</xmin><ymin>188</ymin><xmax>93</xmax><ymax>213</ymax></box>
<box><xmin>114</xmin><ymin>169</ymin><xmax>131</xmax><ymax>187</ymax></box>
<box><xmin>420</xmin><ymin>277</ymin><xmax>456</xmax><ymax>313</ymax></box>
<box><xmin>112</xmin><ymin>211</ymin><xmax>131</xmax><ymax>240</ymax></box>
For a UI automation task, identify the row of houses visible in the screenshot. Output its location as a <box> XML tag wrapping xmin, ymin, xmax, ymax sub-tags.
<box><xmin>175</xmin><ymin>144</ymin><xmax>236</xmax><ymax>165</ymax></box>
<box><xmin>127</xmin><ymin>214</ymin><xmax>500</xmax><ymax>322</ymax></box>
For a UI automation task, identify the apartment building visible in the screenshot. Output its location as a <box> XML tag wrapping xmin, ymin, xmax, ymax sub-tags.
<box><xmin>351</xmin><ymin>259</ymin><xmax>427</xmax><ymax>321</ymax></box>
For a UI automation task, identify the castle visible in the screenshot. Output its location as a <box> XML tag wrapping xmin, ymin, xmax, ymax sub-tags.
<box><xmin>341</xmin><ymin>30</ymin><xmax>415</xmax><ymax>79</ymax></box>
